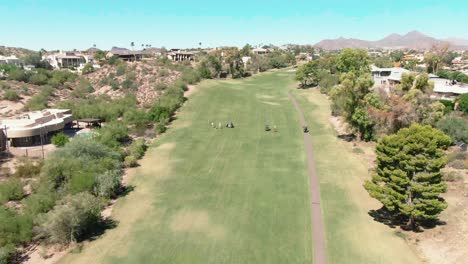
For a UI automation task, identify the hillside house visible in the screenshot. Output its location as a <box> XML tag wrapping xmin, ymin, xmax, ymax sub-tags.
<box><xmin>167</xmin><ymin>50</ymin><xmax>197</xmax><ymax>61</ymax></box>
<box><xmin>371</xmin><ymin>66</ymin><xmax>410</xmax><ymax>91</ymax></box>
<box><xmin>107</xmin><ymin>47</ymin><xmax>143</xmax><ymax>61</ymax></box>
<box><xmin>0</xmin><ymin>55</ymin><xmax>21</xmax><ymax>66</ymax></box>
<box><xmin>42</xmin><ymin>51</ymin><xmax>92</xmax><ymax>69</ymax></box>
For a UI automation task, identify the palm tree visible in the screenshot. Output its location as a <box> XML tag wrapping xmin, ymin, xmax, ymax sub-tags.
<box><xmin>130</xmin><ymin>42</ymin><xmax>135</xmax><ymax>61</ymax></box>
<box><xmin>199</xmin><ymin>42</ymin><xmax>202</xmax><ymax>49</ymax></box>
<box><xmin>93</xmin><ymin>44</ymin><xmax>96</xmax><ymax>48</ymax></box>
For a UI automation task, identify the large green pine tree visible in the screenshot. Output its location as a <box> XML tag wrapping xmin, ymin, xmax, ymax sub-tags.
<box><xmin>364</xmin><ymin>124</ymin><xmax>451</xmax><ymax>228</ymax></box>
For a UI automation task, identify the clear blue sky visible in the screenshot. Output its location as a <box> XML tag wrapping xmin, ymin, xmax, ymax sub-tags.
<box><xmin>1</xmin><ymin>0</ymin><xmax>467</xmax><ymax>51</ymax></box>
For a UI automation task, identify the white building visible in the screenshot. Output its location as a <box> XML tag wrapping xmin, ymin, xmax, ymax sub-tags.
<box><xmin>0</xmin><ymin>55</ymin><xmax>21</xmax><ymax>66</ymax></box>
<box><xmin>371</xmin><ymin>66</ymin><xmax>411</xmax><ymax>91</ymax></box>
<box><xmin>42</xmin><ymin>51</ymin><xmax>94</xmax><ymax>69</ymax></box>
<box><xmin>252</xmin><ymin>48</ymin><xmax>269</xmax><ymax>55</ymax></box>
<box><xmin>430</xmin><ymin>76</ymin><xmax>468</xmax><ymax>100</ymax></box>
<box><xmin>0</xmin><ymin>109</ymin><xmax>73</xmax><ymax>148</ymax></box>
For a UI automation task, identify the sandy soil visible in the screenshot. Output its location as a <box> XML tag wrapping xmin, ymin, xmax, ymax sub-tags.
<box><xmin>408</xmin><ymin>168</ymin><xmax>468</xmax><ymax>264</ymax></box>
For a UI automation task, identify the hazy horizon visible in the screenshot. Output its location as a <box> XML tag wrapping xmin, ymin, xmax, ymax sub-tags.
<box><xmin>1</xmin><ymin>0</ymin><xmax>467</xmax><ymax>51</ymax></box>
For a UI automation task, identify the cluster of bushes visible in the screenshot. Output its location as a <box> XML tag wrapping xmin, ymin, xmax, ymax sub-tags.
<box><xmin>437</xmin><ymin>70</ymin><xmax>468</xmax><ymax>83</ymax></box>
<box><xmin>25</xmin><ymin>85</ymin><xmax>55</xmax><ymax>111</ymax></box>
<box><xmin>58</xmin><ymin>95</ymin><xmax>138</xmax><ymax>122</ymax></box>
<box><xmin>2</xmin><ymin>89</ymin><xmax>20</xmax><ymax>101</ymax></box>
<box><xmin>0</xmin><ymin>138</ymin><xmax>123</xmax><ymax>262</ymax></box>
<box><xmin>124</xmin><ymin>139</ymin><xmax>147</xmax><ymax>167</ymax></box>
<box><xmin>1</xmin><ymin>66</ymin><xmax>77</xmax><ymax>89</ymax></box>
<box><xmin>436</xmin><ymin>113</ymin><xmax>468</xmax><ymax>143</ymax></box>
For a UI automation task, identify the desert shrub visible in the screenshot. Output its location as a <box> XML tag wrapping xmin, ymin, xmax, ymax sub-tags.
<box><xmin>0</xmin><ymin>207</ymin><xmax>33</xmax><ymax>262</ymax></box>
<box><xmin>448</xmin><ymin>160</ymin><xmax>466</xmax><ymax>170</ymax></box>
<box><xmin>42</xmin><ymin>138</ymin><xmax>122</xmax><ymax>195</ymax></box>
<box><xmin>48</xmin><ymin>70</ymin><xmax>77</xmax><ymax>88</ymax></box>
<box><xmin>51</xmin><ymin>132</ymin><xmax>69</xmax><ymax>147</ymax></box>
<box><xmin>444</xmin><ymin>171</ymin><xmax>462</xmax><ymax>182</ymax></box>
<box><xmin>93</xmin><ymin>170</ymin><xmax>122</xmax><ymax>198</ymax></box>
<box><xmin>0</xmin><ymin>82</ymin><xmax>10</xmax><ymax>90</ymax></box>
<box><xmin>180</xmin><ymin>69</ymin><xmax>201</xmax><ymax>84</ymax></box>
<box><xmin>459</xmin><ymin>94</ymin><xmax>468</xmax><ymax>114</ymax></box>
<box><xmin>436</xmin><ymin>114</ymin><xmax>468</xmax><ymax>143</ymax></box>
<box><xmin>57</xmin><ymin>95</ymin><xmax>137</xmax><ymax>122</ymax></box>
<box><xmin>439</xmin><ymin>99</ymin><xmax>454</xmax><ymax>114</ymax></box>
<box><xmin>23</xmin><ymin>185</ymin><xmax>57</xmax><ymax>215</ymax></box>
<box><xmin>123</xmin><ymin>109</ymin><xmax>149</xmax><ymax>130</ymax></box>
<box><xmin>40</xmin><ymin>85</ymin><xmax>55</xmax><ymax>97</ymax></box>
<box><xmin>447</xmin><ymin>151</ymin><xmax>467</xmax><ymax>163</ymax></box>
<box><xmin>20</xmin><ymin>85</ymin><xmax>29</xmax><ymax>95</ymax></box>
<box><xmin>158</xmin><ymin>69</ymin><xmax>169</xmax><ymax>77</ymax></box>
<box><xmin>36</xmin><ymin>192</ymin><xmax>104</xmax><ymax>245</ymax></box>
<box><xmin>28</xmin><ymin>73</ymin><xmax>49</xmax><ymax>85</ymax></box>
<box><xmin>0</xmin><ymin>178</ymin><xmax>24</xmax><ymax>203</ymax></box>
<box><xmin>26</xmin><ymin>94</ymin><xmax>48</xmax><ymax>110</ymax></box>
<box><xmin>116</xmin><ymin>64</ymin><xmax>126</xmax><ymax>76</ymax></box>
<box><xmin>110</xmin><ymin>79</ymin><xmax>119</xmax><ymax>90</ymax></box>
<box><xmin>107</xmin><ymin>56</ymin><xmax>121</xmax><ymax>65</ymax></box>
<box><xmin>148</xmin><ymin>105</ymin><xmax>170</xmax><ymax>122</ymax></box>
<box><xmin>3</xmin><ymin>89</ymin><xmax>20</xmax><ymax>101</ymax></box>
<box><xmin>71</xmin><ymin>79</ymin><xmax>94</xmax><ymax>98</ymax></box>
<box><xmin>125</xmin><ymin>72</ymin><xmax>136</xmax><ymax>81</ymax></box>
<box><xmin>7</xmin><ymin>69</ymin><xmax>28</xmax><ymax>82</ymax></box>
<box><xmin>95</xmin><ymin>122</ymin><xmax>129</xmax><ymax>148</ymax></box>
<box><xmin>154</xmin><ymin>82</ymin><xmax>168</xmax><ymax>91</ymax></box>
<box><xmin>127</xmin><ymin>139</ymin><xmax>147</xmax><ymax>159</ymax></box>
<box><xmin>81</xmin><ymin>63</ymin><xmax>94</xmax><ymax>74</ymax></box>
<box><xmin>155</xmin><ymin>121</ymin><xmax>167</xmax><ymax>134</ymax></box>
<box><xmin>121</xmin><ymin>78</ymin><xmax>135</xmax><ymax>89</ymax></box>
<box><xmin>197</xmin><ymin>64</ymin><xmax>212</xmax><ymax>79</ymax></box>
<box><xmin>13</xmin><ymin>159</ymin><xmax>42</xmax><ymax>178</ymax></box>
<box><xmin>124</xmin><ymin>155</ymin><xmax>138</xmax><ymax>168</ymax></box>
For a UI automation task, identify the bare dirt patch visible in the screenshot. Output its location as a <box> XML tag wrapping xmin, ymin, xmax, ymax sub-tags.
<box><xmin>184</xmin><ymin>84</ymin><xmax>199</xmax><ymax>97</ymax></box>
<box><xmin>407</xmin><ymin>168</ymin><xmax>468</xmax><ymax>264</ymax></box>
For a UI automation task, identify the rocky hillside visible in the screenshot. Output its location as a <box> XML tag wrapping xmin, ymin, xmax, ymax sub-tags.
<box><xmin>0</xmin><ymin>46</ymin><xmax>35</xmax><ymax>58</ymax></box>
<box><xmin>85</xmin><ymin>61</ymin><xmax>181</xmax><ymax>106</ymax></box>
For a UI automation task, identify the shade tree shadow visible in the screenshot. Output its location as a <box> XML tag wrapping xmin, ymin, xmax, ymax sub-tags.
<box><xmin>369</xmin><ymin>207</ymin><xmax>446</xmax><ymax>232</ymax></box>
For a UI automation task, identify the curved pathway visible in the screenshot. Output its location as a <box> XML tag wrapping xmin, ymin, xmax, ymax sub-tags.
<box><xmin>288</xmin><ymin>90</ymin><xmax>327</xmax><ymax>264</ymax></box>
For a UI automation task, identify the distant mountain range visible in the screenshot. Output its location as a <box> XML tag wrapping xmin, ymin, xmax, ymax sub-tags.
<box><xmin>314</xmin><ymin>31</ymin><xmax>468</xmax><ymax>50</ymax></box>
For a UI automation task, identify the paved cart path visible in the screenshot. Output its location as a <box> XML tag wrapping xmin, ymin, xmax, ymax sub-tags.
<box><xmin>289</xmin><ymin>90</ymin><xmax>327</xmax><ymax>264</ymax></box>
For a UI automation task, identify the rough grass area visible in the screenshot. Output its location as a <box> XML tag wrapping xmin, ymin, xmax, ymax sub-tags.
<box><xmin>60</xmin><ymin>71</ymin><xmax>313</xmax><ymax>264</ymax></box>
<box><xmin>293</xmin><ymin>88</ymin><xmax>421</xmax><ymax>264</ymax></box>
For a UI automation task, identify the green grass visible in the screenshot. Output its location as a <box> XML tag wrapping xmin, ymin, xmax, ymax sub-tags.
<box><xmin>61</xmin><ymin>71</ymin><xmax>313</xmax><ymax>264</ymax></box>
<box><xmin>62</xmin><ymin>70</ymin><xmax>421</xmax><ymax>264</ymax></box>
<box><xmin>293</xmin><ymin>88</ymin><xmax>421</xmax><ymax>264</ymax></box>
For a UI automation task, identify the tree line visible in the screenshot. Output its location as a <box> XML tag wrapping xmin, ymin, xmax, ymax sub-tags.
<box><xmin>296</xmin><ymin>48</ymin><xmax>467</xmax><ymax>229</ymax></box>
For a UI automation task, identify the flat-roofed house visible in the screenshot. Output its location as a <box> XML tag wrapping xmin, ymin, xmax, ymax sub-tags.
<box><xmin>167</xmin><ymin>50</ymin><xmax>197</xmax><ymax>61</ymax></box>
<box><xmin>0</xmin><ymin>55</ymin><xmax>21</xmax><ymax>66</ymax></box>
<box><xmin>430</xmin><ymin>75</ymin><xmax>468</xmax><ymax>100</ymax></box>
<box><xmin>371</xmin><ymin>65</ymin><xmax>411</xmax><ymax>91</ymax></box>
<box><xmin>252</xmin><ymin>48</ymin><xmax>269</xmax><ymax>55</ymax></box>
<box><xmin>106</xmin><ymin>47</ymin><xmax>143</xmax><ymax>61</ymax></box>
<box><xmin>0</xmin><ymin>109</ymin><xmax>73</xmax><ymax>148</ymax></box>
<box><xmin>43</xmin><ymin>51</ymin><xmax>86</xmax><ymax>69</ymax></box>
